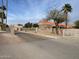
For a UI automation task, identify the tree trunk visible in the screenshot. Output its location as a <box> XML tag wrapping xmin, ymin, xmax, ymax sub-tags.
<box><xmin>65</xmin><ymin>12</ymin><xmax>68</xmax><ymax>29</ymax></box>
<box><xmin>55</xmin><ymin>23</ymin><xmax>59</xmax><ymax>35</ymax></box>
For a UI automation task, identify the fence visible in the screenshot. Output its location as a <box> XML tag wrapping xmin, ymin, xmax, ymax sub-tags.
<box><xmin>63</xmin><ymin>29</ymin><xmax>79</xmax><ymax>37</ymax></box>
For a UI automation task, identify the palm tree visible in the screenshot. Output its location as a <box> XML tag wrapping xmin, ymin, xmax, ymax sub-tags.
<box><xmin>62</xmin><ymin>4</ymin><xmax>72</xmax><ymax>28</ymax></box>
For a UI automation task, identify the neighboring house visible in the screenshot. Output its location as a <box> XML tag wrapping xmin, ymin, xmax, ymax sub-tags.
<box><xmin>38</xmin><ymin>19</ymin><xmax>72</xmax><ymax>35</ymax></box>
<box><xmin>38</xmin><ymin>19</ymin><xmax>72</xmax><ymax>29</ymax></box>
<box><xmin>39</xmin><ymin>19</ymin><xmax>54</xmax><ymax>29</ymax></box>
<box><xmin>14</xmin><ymin>24</ymin><xmax>23</xmax><ymax>31</ymax></box>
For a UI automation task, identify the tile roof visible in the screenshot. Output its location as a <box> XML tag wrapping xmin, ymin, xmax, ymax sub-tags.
<box><xmin>39</xmin><ymin>19</ymin><xmax>65</xmax><ymax>27</ymax></box>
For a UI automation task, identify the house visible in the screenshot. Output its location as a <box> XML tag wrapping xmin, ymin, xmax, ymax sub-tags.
<box><xmin>38</xmin><ymin>19</ymin><xmax>66</xmax><ymax>29</ymax></box>
<box><xmin>14</xmin><ymin>24</ymin><xmax>23</xmax><ymax>31</ymax></box>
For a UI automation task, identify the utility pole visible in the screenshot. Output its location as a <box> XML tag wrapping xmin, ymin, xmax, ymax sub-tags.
<box><xmin>6</xmin><ymin>0</ymin><xmax>8</xmax><ymax>25</ymax></box>
<box><xmin>1</xmin><ymin>0</ymin><xmax>4</xmax><ymax>30</ymax></box>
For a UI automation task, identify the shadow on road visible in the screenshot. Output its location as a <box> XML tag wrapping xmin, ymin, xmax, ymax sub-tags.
<box><xmin>15</xmin><ymin>32</ymin><xmax>51</xmax><ymax>42</ymax></box>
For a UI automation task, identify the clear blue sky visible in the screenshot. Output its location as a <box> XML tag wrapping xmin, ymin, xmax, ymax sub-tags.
<box><xmin>3</xmin><ymin>0</ymin><xmax>79</xmax><ymax>24</ymax></box>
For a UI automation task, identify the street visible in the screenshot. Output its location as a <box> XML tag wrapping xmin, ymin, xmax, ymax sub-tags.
<box><xmin>0</xmin><ymin>32</ymin><xmax>79</xmax><ymax>59</ymax></box>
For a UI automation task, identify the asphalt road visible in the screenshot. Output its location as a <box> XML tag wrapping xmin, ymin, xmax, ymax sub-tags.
<box><xmin>0</xmin><ymin>32</ymin><xmax>79</xmax><ymax>59</ymax></box>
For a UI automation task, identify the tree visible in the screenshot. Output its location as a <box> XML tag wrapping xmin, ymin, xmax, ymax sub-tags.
<box><xmin>0</xmin><ymin>6</ymin><xmax>6</xmax><ymax>10</ymax></box>
<box><xmin>74</xmin><ymin>20</ymin><xmax>79</xmax><ymax>29</ymax></box>
<box><xmin>18</xmin><ymin>24</ymin><xmax>23</xmax><ymax>26</ymax></box>
<box><xmin>0</xmin><ymin>0</ymin><xmax>7</xmax><ymax>30</ymax></box>
<box><xmin>0</xmin><ymin>0</ymin><xmax>6</xmax><ymax>23</ymax></box>
<box><xmin>0</xmin><ymin>8</ymin><xmax>6</xmax><ymax>30</ymax></box>
<box><xmin>33</xmin><ymin>23</ymin><xmax>39</xmax><ymax>33</ymax></box>
<box><xmin>33</xmin><ymin>23</ymin><xmax>39</xmax><ymax>28</ymax></box>
<box><xmin>62</xmin><ymin>4</ymin><xmax>72</xmax><ymax>28</ymax></box>
<box><xmin>48</xmin><ymin>9</ymin><xmax>65</xmax><ymax>34</ymax></box>
<box><xmin>0</xmin><ymin>12</ymin><xmax>6</xmax><ymax>19</ymax></box>
<box><xmin>24</xmin><ymin>22</ymin><xmax>32</xmax><ymax>28</ymax></box>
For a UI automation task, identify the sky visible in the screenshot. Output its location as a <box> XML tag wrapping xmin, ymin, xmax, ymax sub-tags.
<box><xmin>0</xmin><ymin>0</ymin><xmax>79</xmax><ymax>24</ymax></box>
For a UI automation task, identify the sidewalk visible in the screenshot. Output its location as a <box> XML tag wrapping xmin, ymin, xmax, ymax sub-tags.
<box><xmin>0</xmin><ymin>32</ymin><xmax>23</xmax><ymax>45</ymax></box>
